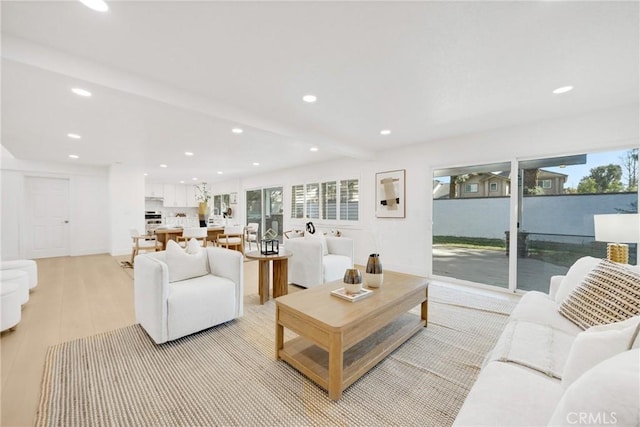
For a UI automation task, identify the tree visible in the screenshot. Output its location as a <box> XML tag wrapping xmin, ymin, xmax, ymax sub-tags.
<box><xmin>449</xmin><ymin>174</ymin><xmax>470</xmax><ymax>198</ymax></box>
<box><xmin>620</xmin><ymin>148</ymin><xmax>638</xmax><ymax>191</ymax></box>
<box><xmin>576</xmin><ymin>164</ymin><xmax>624</xmax><ymax>193</ymax></box>
<box><xmin>522</xmin><ymin>169</ymin><xmax>540</xmax><ymax>195</ymax></box>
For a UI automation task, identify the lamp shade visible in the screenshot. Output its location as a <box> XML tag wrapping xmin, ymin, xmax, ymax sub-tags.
<box><xmin>593</xmin><ymin>214</ymin><xmax>639</xmax><ymax>243</ymax></box>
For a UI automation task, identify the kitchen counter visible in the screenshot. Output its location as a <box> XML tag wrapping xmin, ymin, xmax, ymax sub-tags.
<box><xmin>154</xmin><ymin>227</ymin><xmax>225</xmax><ymax>246</ymax></box>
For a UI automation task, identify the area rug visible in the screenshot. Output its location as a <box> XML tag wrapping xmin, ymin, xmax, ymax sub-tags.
<box><xmin>36</xmin><ymin>285</ymin><xmax>515</xmax><ymax>427</ymax></box>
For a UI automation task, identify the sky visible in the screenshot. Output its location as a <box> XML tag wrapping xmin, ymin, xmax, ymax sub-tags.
<box><xmin>546</xmin><ymin>149</ymin><xmax>635</xmax><ymax>189</ymax></box>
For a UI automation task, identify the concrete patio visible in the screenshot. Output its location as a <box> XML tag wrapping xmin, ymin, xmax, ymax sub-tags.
<box><xmin>433</xmin><ymin>245</ymin><xmax>569</xmax><ymax>293</ymax></box>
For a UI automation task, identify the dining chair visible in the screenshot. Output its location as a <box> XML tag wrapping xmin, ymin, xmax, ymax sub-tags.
<box><xmin>177</xmin><ymin>227</ymin><xmax>208</xmax><ymax>248</ymax></box>
<box><xmin>217</xmin><ymin>225</ymin><xmax>245</xmax><ymax>255</ymax></box>
<box><xmin>130</xmin><ymin>229</ymin><xmax>163</xmax><ymax>265</ymax></box>
<box><xmin>244</xmin><ymin>223</ymin><xmax>259</xmax><ymax>251</ymax></box>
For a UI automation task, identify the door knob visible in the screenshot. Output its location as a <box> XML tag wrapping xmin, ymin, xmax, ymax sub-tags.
<box><xmin>64</xmin><ymin>220</ymin><xmax>69</xmax><ymax>224</ymax></box>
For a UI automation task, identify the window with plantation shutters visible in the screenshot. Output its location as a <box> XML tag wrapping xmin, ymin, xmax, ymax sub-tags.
<box><xmin>291</xmin><ymin>179</ymin><xmax>359</xmax><ymax>221</ymax></box>
<box><xmin>291</xmin><ymin>185</ymin><xmax>304</xmax><ymax>219</ymax></box>
<box><xmin>321</xmin><ymin>181</ymin><xmax>337</xmax><ymax>220</ymax></box>
<box><xmin>340</xmin><ymin>179</ymin><xmax>359</xmax><ymax>221</ymax></box>
<box><xmin>305</xmin><ymin>183</ymin><xmax>320</xmax><ymax>219</ymax></box>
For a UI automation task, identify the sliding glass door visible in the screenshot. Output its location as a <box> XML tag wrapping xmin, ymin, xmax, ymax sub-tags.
<box><xmin>432</xmin><ymin>162</ymin><xmax>511</xmax><ymax>288</ymax></box>
<box><xmin>516</xmin><ymin>150</ymin><xmax>638</xmax><ymax>292</ymax></box>
<box><xmin>245</xmin><ymin>186</ymin><xmax>284</xmax><ymax>243</ymax></box>
<box><xmin>432</xmin><ymin>148</ymin><xmax>638</xmax><ymax>292</ymax></box>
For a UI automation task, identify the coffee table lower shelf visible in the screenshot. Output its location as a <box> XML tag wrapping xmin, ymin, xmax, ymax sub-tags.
<box><xmin>278</xmin><ymin>313</ymin><xmax>423</xmax><ymax>396</ymax></box>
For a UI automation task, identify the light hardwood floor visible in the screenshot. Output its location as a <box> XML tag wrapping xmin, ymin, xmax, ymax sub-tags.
<box><xmin>0</xmin><ymin>253</ymin><xmax>263</xmax><ymax>427</ymax></box>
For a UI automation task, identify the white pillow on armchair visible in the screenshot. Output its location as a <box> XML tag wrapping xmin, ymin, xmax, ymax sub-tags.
<box><xmin>165</xmin><ymin>239</ymin><xmax>209</xmax><ymax>283</ymax></box>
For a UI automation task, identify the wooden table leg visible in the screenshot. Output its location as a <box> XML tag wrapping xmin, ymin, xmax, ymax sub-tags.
<box><xmin>275</xmin><ymin>306</ymin><xmax>283</xmax><ymax>359</ymax></box>
<box><xmin>328</xmin><ymin>331</ymin><xmax>344</xmax><ymax>400</ymax></box>
<box><xmin>421</xmin><ymin>287</ymin><xmax>429</xmax><ymax>326</ymax></box>
<box><xmin>272</xmin><ymin>259</ymin><xmax>289</xmax><ymax>298</ymax></box>
<box><xmin>258</xmin><ymin>259</ymin><xmax>270</xmax><ymax>304</ymax></box>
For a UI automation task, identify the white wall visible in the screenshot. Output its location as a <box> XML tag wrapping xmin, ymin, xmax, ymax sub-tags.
<box><xmin>109</xmin><ymin>164</ymin><xmax>145</xmax><ymax>256</ymax></box>
<box><xmin>1</xmin><ymin>157</ymin><xmax>110</xmax><ymax>259</ymax></box>
<box><xmin>214</xmin><ymin>105</ymin><xmax>639</xmax><ymax>276</ymax></box>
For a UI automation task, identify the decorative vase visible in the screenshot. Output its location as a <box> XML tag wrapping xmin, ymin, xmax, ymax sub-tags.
<box><xmin>364</xmin><ymin>253</ymin><xmax>383</xmax><ymax>288</ymax></box>
<box><xmin>198</xmin><ymin>202</ymin><xmax>208</xmax><ymax>227</ymax></box>
<box><xmin>343</xmin><ymin>268</ymin><xmax>363</xmax><ymax>294</ymax></box>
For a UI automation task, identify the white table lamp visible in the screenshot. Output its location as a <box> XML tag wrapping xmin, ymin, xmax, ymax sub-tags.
<box><xmin>593</xmin><ymin>214</ymin><xmax>639</xmax><ymax>264</ymax></box>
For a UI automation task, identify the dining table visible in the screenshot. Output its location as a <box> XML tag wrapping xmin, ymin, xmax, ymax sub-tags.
<box><xmin>153</xmin><ymin>227</ymin><xmax>225</xmax><ymax>247</ymax></box>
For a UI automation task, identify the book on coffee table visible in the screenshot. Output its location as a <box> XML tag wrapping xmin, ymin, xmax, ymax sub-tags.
<box><xmin>331</xmin><ymin>287</ymin><xmax>373</xmax><ymax>302</ymax></box>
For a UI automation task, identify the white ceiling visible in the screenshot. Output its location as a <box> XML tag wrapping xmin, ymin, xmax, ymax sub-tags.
<box><xmin>2</xmin><ymin>1</ymin><xmax>638</xmax><ymax>184</ymax></box>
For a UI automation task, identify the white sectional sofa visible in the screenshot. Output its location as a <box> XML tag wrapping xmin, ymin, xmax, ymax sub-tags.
<box><xmin>454</xmin><ymin>257</ymin><xmax>640</xmax><ymax>427</ymax></box>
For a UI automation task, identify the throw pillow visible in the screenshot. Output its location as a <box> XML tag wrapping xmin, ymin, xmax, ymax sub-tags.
<box><xmin>305</xmin><ymin>232</ymin><xmax>328</xmax><ymax>256</ymax></box>
<box><xmin>562</xmin><ymin>316</ymin><xmax>640</xmax><ymax>388</ymax></box>
<box><xmin>554</xmin><ymin>256</ymin><xmax>602</xmax><ymax>304</ymax></box>
<box><xmin>558</xmin><ymin>259</ymin><xmax>640</xmax><ymax>330</ymax></box>
<box><xmin>548</xmin><ymin>349</ymin><xmax>639</xmax><ymax>427</ymax></box>
<box><xmin>165</xmin><ymin>239</ymin><xmax>209</xmax><ymax>283</ymax></box>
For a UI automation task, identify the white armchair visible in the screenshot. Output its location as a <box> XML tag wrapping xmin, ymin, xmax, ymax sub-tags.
<box><xmin>134</xmin><ymin>245</ymin><xmax>243</xmax><ymax>344</ymax></box>
<box><xmin>286</xmin><ymin>236</ymin><xmax>354</xmax><ymax>288</ymax></box>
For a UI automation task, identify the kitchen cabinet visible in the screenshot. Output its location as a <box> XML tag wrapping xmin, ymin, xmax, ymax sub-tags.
<box><xmin>185</xmin><ymin>184</ymin><xmax>199</xmax><ymax>207</ymax></box>
<box><xmin>145</xmin><ymin>183</ymin><xmax>164</xmax><ymax>198</ymax></box>
<box><xmin>162</xmin><ymin>184</ymin><xmax>200</xmax><ymax>207</ymax></box>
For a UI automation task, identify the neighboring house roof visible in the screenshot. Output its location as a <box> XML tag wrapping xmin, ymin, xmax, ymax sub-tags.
<box><xmin>478</xmin><ymin>172</ymin><xmax>510</xmax><ymax>183</ymax></box>
<box><xmin>538</xmin><ymin>169</ymin><xmax>568</xmax><ymax>178</ymax></box>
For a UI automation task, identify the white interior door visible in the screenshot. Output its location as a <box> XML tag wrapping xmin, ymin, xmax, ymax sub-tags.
<box><xmin>25</xmin><ymin>177</ymin><xmax>70</xmax><ymax>259</ymax></box>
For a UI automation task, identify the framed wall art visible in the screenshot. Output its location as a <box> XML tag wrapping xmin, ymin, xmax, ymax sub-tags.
<box><xmin>375</xmin><ymin>169</ymin><xmax>406</xmax><ymax>218</ymax></box>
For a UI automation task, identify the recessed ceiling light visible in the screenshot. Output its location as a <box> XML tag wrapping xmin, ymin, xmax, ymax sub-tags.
<box><xmin>79</xmin><ymin>0</ymin><xmax>109</xmax><ymax>12</ymax></box>
<box><xmin>232</xmin><ymin>128</ymin><xmax>243</xmax><ymax>134</ymax></box>
<box><xmin>184</xmin><ymin>151</ymin><xmax>194</xmax><ymax>156</ymax></box>
<box><xmin>144</xmin><ymin>173</ymin><xmax>148</xmax><ymax>176</ymax></box>
<box><xmin>159</xmin><ymin>164</ymin><xmax>167</xmax><ymax>168</ymax></box>
<box><xmin>192</xmin><ymin>177</ymin><xmax>198</xmax><ymax>181</ymax></box>
<box><xmin>180</xmin><ymin>180</ymin><xmax>185</xmax><ymax>184</ymax></box>
<box><xmin>553</xmin><ymin>86</ymin><xmax>573</xmax><ymax>94</ymax></box>
<box><xmin>217</xmin><ymin>171</ymin><xmax>223</xmax><ymax>175</ymax></box>
<box><xmin>380</xmin><ymin>129</ymin><xmax>391</xmax><ymax>135</ymax></box>
<box><xmin>71</xmin><ymin>88</ymin><xmax>92</xmax><ymax>97</ymax></box>
<box><xmin>67</xmin><ymin>133</ymin><xmax>82</xmax><ymax>139</ymax></box>
<box><xmin>253</xmin><ymin>162</ymin><xmax>260</xmax><ymax>166</ymax></box>
<box><xmin>68</xmin><ymin>154</ymin><xmax>79</xmax><ymax>159</ymax></box>
<box><xmin>310</xmin><ymin>147</ymin><xmax>319</xmax><ymax>152</ymax></box>
<box><xmin>302</xmin><ymin>94</ymin><xmax>317</xmax><ymax>103</ymax></box>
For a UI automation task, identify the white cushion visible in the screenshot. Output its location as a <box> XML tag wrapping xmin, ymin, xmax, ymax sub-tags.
<box><xmin>322</xmin><ymin>254</ymin><xmax>352</xmax><ymax>283</ymax></box>
<box><xmin>554</xmin><ymin>256</ymin><xmax>602</xmax><ymax>304</ymax></box>
<box><xmin>562</xmin><ymin>316</ymin><xmax>640</xmax><ymax>388</ymax></box>
<box><xmin>305</xmin><ymin>232</ymin><xmax>328</xmax><ymax>256</ymax></box>
<box><xmin>453</xmin><ymin>362</ymin><xmax>563</xmax><ymax>427</ymax></box>
<box><xmin>1</xmin><ymin>259</ymin><xmax>37</xmax><ymax>289</ymax></box>
<box><xmin>167</xmin><ymin>274</ymin><xmax>237</xmax><ymax>341</ymax></box>
<box><xmin>0</xmin><ymin>270</ymin><xmax>29</xmax><ymax>305</ymax></box>
<box><xmin>548</xmin><ymin>349</ymin><xmax>639</xmax><ymax>427</ymax></box>
<box><xmin>509</xmin><ymin>291</ymin><xmax>582</xmax><ymax>336</ymax></box>
<box><xmin>165</xmin><ymin>239</ymin><xmax>209</xmax><ymax>283</ymax></box>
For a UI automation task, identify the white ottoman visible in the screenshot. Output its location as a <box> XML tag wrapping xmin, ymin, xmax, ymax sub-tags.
<box><xmin>1</xmin><ymin>259</ymin><xmax>38</xmax><ymax>289</ymax></box>
<box><xmin>0</xmin><ymin>270</ymin><xmax>29</xmax><ymax>305</ymax></box>
<box><xmin>1</xmin><ymin>282</ymin><xmax>22</xmax><ymax>331</ymax></box>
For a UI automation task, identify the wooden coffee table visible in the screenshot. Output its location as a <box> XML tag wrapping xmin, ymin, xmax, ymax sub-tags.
<box><xmin>275</xmin><ymin>270</ymin><xmax>428</xmax><ymax>400</ymax></box>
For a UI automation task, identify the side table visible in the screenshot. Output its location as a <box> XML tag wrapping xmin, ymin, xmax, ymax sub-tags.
<box><xmin>245</xmin><ymin>250</ymin><xmax>293</xmax><ymax>304</ymax></box>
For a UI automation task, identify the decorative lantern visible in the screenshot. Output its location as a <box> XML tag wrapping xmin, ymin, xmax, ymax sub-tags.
<box><xmin>260</xmin><ymin>239</ymin><xmax>279</xmax><ymax>255</ymax></box>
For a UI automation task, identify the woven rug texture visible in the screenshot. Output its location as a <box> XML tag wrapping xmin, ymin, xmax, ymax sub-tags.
<box><xmin>36</xmin><ymin>285</ymin><xmax>515</xmax><ymax>427</ymax></box>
